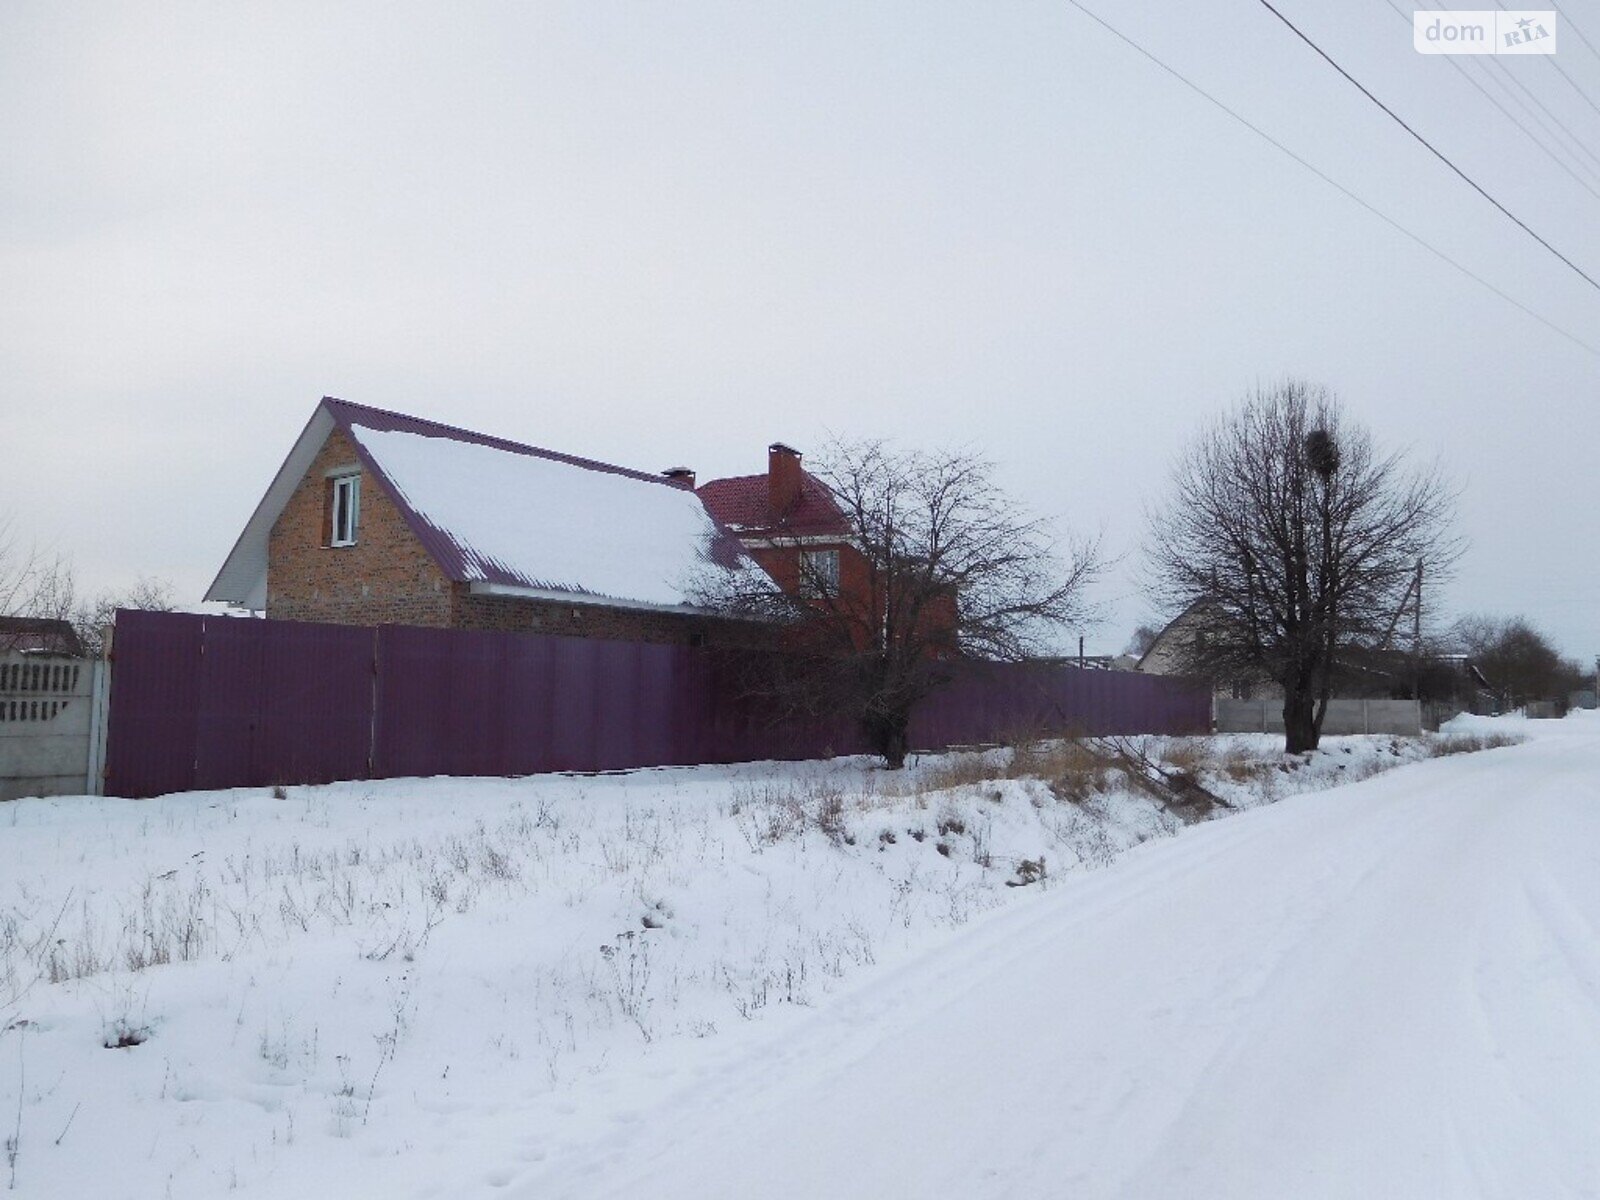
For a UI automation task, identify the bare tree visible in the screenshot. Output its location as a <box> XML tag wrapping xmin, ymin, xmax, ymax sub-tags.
<box><xmin>1145</xmin><ymin>381</ymin><xmax>1459</xmax><ymax>753</ymax></box>
<box><xmin>1453</xmin><ymin>613</ymin><xmax>1582</xmax><ymax>710</ymax></box>
<box><xmin>0</xmin><ymin>514</ymin><xmax>174</xmax><ymax>654</ymax></box>
<box><xmin>702</xmin><ymin>440</ymin><xmax>1101</xmax><ymax>768</ymax></box>
<box><xmin>0</xmin><ymin>516</ymin><xmax>64</xmax><ymax>619</ymax></box>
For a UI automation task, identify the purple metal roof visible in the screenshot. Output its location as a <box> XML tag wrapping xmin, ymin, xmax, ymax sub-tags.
<box><xmin>322</xmin><ymin>397</ymin><xmax>689</xmax><ymax>490</ymax></box>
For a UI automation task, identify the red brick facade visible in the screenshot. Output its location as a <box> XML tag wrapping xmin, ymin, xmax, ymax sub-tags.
<box><xmin>743</xmin><ymin>542</ymin><xmax>876</xmax><ymax>647</ymax></box>
<box><xmin>450</xmin><ymin>589</ymin><xmax>762</xmax><ymax>646</ymax></box>
<box><xmin>268</xmin><ymin>428</ymin><xmax>455</xmax><ymax>627</ymax></box>
<box><xmin>267</xmin><ymin>428</ymin><xmax>756</xmax><ymax>646</ymax></box>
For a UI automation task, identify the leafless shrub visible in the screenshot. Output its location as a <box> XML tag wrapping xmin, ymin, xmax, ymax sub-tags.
<box><xmin>599</xmin><ymin>934</ymin><xmax>653</xmax><ymax>1042</ymax></box>
<box><xmin>731</xmin><ymin>779</ymin><xmax>853</xmax><ymax>849</ymax></box>
<box><xmin>914</xmin><ymin>753</ymin><xmax>1001</xmax><ymax>793</ymax></box>
<box><xmin>1428</xmin><ymin>732</ymin><xmax>1523</xmax><ymax>757</ymax></box>
<box><xmin>1215</xmin><ymin>744</ymin><xmax>1275</xmax><ymax>786</ymax></box>
<box><xmin>1007</xmin><ymin>857</ymin><xmax>1047</xmax><ymax>887</ymax></box>
<box><xmin>813</xmin><ymin>786</ymin><xmax>848</xmax><ymax>846</ymax></box>
<box><xmin>1151</xmin><ymin>739</ymin><xmax>1206</xmax><ymax>776</ymax></box>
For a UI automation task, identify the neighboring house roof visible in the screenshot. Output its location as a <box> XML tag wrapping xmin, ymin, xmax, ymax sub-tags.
<box><xmin>206</xmin><ymin>397</ymin><xmax>754</xmax><ymax>613</ymax></box>
<box><xmin>696</xmin><ymin>472</ymin><xmax>849</xmax><ymax>538</ymax></box>
<box><xmin>1139</xmin><ymin>605</ymin><xmax>1499</xmax><ymax>693</ymax></box>
<box><xmin>0</xmin><ymin>616</ymin><xmax>85</xmax><ymax>657</ymax></box>
<box><xmin>1135</xmin><ymin>602</ymin><xmax>1212</xmax><ymax>674</ymax></box>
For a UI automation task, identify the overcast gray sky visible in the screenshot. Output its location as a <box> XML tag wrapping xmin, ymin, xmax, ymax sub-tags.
<box><xmin>3</xmin><ymin>1</ymin><xmax>1597</xmax><ymax>658</ymax></box>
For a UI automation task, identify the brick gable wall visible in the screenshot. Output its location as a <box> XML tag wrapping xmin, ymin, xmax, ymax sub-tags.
<box><xmin>267</xmin><ymin>428</ymin><xmax>454</xmax><ymax>627</ymax></box>
<box><xmin>451</xmin><ymin>588</ymin><xmax>767</xmax><ymax>647</ymax></box>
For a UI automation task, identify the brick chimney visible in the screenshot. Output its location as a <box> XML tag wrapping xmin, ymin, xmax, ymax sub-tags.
<box><xmin>661</xmin><ymin>467</ymin><xmax>696</xmax><ymax>489</ymax></box>
<box><xmin>768</xmin><ymin>443</ymin><xmax>802</xmax><ymax>518</ymax></box>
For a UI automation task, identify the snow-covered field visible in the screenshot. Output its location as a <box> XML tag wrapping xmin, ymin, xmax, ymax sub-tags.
<box><xmin>0</xmin><ymin>722</ymin><xmax>1565</xmax><ymax>1198</ymax></box>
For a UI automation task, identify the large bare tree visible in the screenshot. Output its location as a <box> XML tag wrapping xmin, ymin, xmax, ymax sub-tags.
<box><xmin>702</xmin><ymin>440</ymin><xmax>1101</xmax><ymax>768</ymax></box>
<box><xmin>1145</xmin><ymin>381</ymin><xmax>1459</xmax><ymax>753</ymax></box>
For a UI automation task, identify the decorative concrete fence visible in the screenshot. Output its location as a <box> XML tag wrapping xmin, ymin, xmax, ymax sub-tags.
<box><xmin>0</xmin><ymin>652</ymin><xmax>109</xmax><ymax>800</ymax></box>
<box><xmin>1214</xmin><ymin>697</ymin><xmax>1422</xmax><ymax>737</ymax></box>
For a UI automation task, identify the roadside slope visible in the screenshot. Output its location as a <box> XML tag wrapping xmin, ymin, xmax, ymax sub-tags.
<box><xmin>534</xmin><ymin>726</ymin><xmax>1600</xmax><ymax>1199</ymax></box>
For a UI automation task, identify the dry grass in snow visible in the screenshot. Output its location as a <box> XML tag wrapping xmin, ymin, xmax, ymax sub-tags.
<box><xmin>0</xmin><ymin>728</ymin><xmax>1519</xmax><ymax>1198</ymax></box>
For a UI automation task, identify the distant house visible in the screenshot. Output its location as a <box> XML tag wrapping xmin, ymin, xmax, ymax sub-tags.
<box><xmin>206</xmin><ymin>398</ymin><xmax>762</xmax><ymax>646</ymax></box>
<box><xmin>1137</xmin><ymin>604</ymin><xmax>1495</xmax><ymax>710</ymax></box>
<box><xmin>0</xmin><ymin>617</ymin><xmax>84</xmax><ymax>658</ymax></box>
<box><xmin>1136</xmin><ymin>603</ymin><xmax>1274</xmax><ymax>699</ymax></box>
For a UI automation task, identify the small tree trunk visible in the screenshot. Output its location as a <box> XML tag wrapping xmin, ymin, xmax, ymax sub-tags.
<box><xmin>881</xmin><ymin>722</ymin><xmax>910</xmax><ymax>770</ymax></box>
<box><xmin>864</xmin><ymin>707</ymin><xmax>912</xmax><ymax>770</ymax></box>
<box><xmin>1283</xmin><ymin>687</ymin><xmax>1321</xmax><ymax>754</ymax></box>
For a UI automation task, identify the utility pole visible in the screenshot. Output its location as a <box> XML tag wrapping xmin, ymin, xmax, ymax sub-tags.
<box><xmin>1413</xmin><ymin>559</ymin><xmax>1423</xmax><ymax>699</ymax></box>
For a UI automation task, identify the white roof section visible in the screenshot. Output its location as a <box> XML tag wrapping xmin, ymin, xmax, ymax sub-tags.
<box><xmin>349</xmin><ymin>426</ymin><xmax>729</xmax><ymax>609</ymax></box>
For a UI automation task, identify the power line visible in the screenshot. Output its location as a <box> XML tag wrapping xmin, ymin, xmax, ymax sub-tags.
<box><xmin>1058</xmin><ymin>1</ymin><xmax>1600</xmax><ymax>359</ymax></box>
<box><xmin>1479</xmin><ymin>59</ymin><xmax>1600</xmax><ymax>177</ymax></box>
<box><xmin>1550</xmin><ymin>2</ymin><xmax>1600</xmax><ymax>69</ymax></box>
<box><xmin>1544</xmin><ymin>49</ymin><xmax>1600</xmax><ymax>120</ymax></box>
<box><xmin>1476</xmin><ymin>37</ymin><xmax>1600</xmax><ymax>176</ymax></box>
<box><xmin>1380</xmin><ymin>0</ymin><xmax>1600</xmax><ymax>200</ymax></box>
<box><xmin>1252</xmin><ymin>0</ymin><xmax>1600</xmax><ymax>292</ymax></box>
<box><xmin>1417</xmin><ymin>0</ymin><xmax>1600</xmax><ymax>179</ymax></box>
<box><xmin>1403</xmin><ymin>0</ymin><xmax>1600</xmax><ymax>185</ymax></box>
<box><xmin>1492</xmin><ymin>0</ymin><xmax>1600</xmax><ymax>121</ymax></box>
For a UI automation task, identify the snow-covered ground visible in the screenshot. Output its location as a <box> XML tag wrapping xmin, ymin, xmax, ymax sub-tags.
<box><xmin>0</xmin><ymin>722</ymin><xmax>1570</xmax><ymax>1198</ymax></box>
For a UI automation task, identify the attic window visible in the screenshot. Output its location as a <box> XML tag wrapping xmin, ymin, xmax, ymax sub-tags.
<box><xmin>800</xmin><ymin>548</ymin><xmax>840</xmax><ymax>598</ymax></box>
<box><xmin>330</xmin><ymin>474</ymin><xmax>361</xmax><ymax>547</ymax></box>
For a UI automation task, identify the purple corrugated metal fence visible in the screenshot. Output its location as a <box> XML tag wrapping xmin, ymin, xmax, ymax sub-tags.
<box><xmin>103</xmin><ymin>611</ymin><xmax>1210</xmax><ymax>799</ymax></box>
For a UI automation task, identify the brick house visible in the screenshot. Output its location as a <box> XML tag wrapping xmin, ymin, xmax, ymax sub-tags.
<box><xmin>697</xmin><ymin>445</ymin><xmax>874</xmax><ymax>628</ymax></box>
<box><xmin>698</xmin><ymin>445</ymin><xmax>957</xmax><ymax>656</ymax></box>
<box><xmin>206</xmin><ymin>398</ymin><xmax>763</xmax><ymax>645</ymax></box>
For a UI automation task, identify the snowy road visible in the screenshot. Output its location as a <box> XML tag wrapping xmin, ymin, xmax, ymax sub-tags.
<box><xmin>533</xmin><ymin>724</ymin><xmax>1600</xmax><ymax>1199</ymax></box>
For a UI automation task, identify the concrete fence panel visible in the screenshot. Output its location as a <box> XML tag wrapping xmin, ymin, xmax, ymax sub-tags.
<box><xmin>1214</xmin><ymin>697</ymin><xmax>1422</xmax><ymax>736</ymax></box>
<box><xmin>0</xmin><ymin>652</ymin><xmax>107</xmax><ymax>800</ymax></box>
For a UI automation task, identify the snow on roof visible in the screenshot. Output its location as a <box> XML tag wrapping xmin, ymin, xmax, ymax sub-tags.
<box><xmin>350</xmin><ymin>425</ymin><xmax>733</xmax><ymax>609</ymax></box>
<box><xmin>207</xmin><ymin>398</ymin><xmax>759</xmax><ymax>612</ymax></box>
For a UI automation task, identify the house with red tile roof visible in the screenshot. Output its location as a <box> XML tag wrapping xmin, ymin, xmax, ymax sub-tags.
<box><xmin>697</xmin><ymin>444</ymin><xmax>877</xmax><ymax>645</ymax></box>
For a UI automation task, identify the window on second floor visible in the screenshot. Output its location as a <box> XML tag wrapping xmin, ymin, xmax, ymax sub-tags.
<box><xmin>330</xmin><ymin>474</ymin><xmax>361</xmax><ymax>547</ymax></box>
<box><xmin>800</xmin><ymin>548</ymin><xmax>840</xmax><ymax>598</ymax></box>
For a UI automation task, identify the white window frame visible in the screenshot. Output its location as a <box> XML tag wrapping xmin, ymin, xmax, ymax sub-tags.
<box><xmin>800</xmin><ymin>548</ymin><xmax>840</xmax><ymax>598</ymax></box>
<box><xmin>330</xmin><ymin>474</ymin><xmax>361</xmax><ymax>547</ymax></box>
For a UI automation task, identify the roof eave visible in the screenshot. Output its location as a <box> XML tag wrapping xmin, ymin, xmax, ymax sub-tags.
<box><xmin>465</xmin><ymin>580</ymin><xmax>766</xmax><ymax>620</ymax></box>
